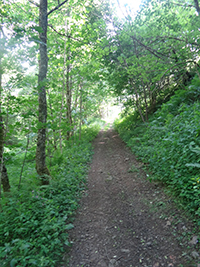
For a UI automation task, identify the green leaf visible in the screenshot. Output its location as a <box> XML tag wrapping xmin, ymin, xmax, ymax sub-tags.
<box><xmin>28</xmin><ymin>259</ymin><xmax>37</xmax><ymax>265</ymax></box>
<box><xmin>65</xmin><ymin>223</ymin><xmax>74</xmax><ymax>230</ymax></box>
<box><xmin>64</xmin><ymin>240</ymin><xmax>70</xmax><ymax>246</ymax></box>
<box><xmin>10</xmin><ymin>258</ymin><xmax>18</xmax><ymax>267</ymax></box>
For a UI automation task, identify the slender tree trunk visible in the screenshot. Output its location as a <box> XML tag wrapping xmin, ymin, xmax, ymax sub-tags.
<box><xmin>18</xmin><ymin>127</ymin><xmax>30</xmax><ymax>190</ymax></box>
<box><xmin>194</xmin><ymin>0</ymin><xmax>200</xmax><ymax>15</ymax></box>
<box><xmin>141</xmin><ymin>79</ymin><xmax>148</xmax><ymax>122</ymax></box>
<box><xmin>79</xmin><ymin>84</ymin><xmax>82</xmax><ymax>141</ymax></box>
<box><xmin>129</xmin><ymin>78</ymin><xmax>146</xmax><ymax>123</ymax></box>
<box><xmin>66</xmin><ymin>63</ymin><xmax>72</xmax><ymax>139</ymax></box>
<box><xmin>36</xmin><ymin>0</ymin><xmax>50</xmax><ymax>185</ymax></box>
<box><xmin>1</xmin><ymin>164</ymin><xmax>10</xmax><ymax>193</ymax></box>
<box><xmin>65</xmin><ymin>15</ymin><xmax>72</xmax><ymax>140</ymax></box>
<box><xmin>59</xmin><ymin>85</ymin><xmax>64</xmax><ymax>153</ymax></box>
<box><xmin>71</xmin><ymin>84</ymin><xmax>79</xmax><ymax>144</ymax></box>
<box><xmin>0</xmin><ymin>56</ymin><xmax>3</xmax><ymax>197</ymax></box>
<box><xmin>0</xmin><ymin>117</ymin><xmax>10</xmax><ymax>194</ymax></box>
<box><xmin>0</xmin><ymin>56</ymin><xmax>10</xmax><ymax>194</ymax></box>
<box><xmin>134</xmin><ymin>87</ymin><xmax>145</xmax><ymax>123</ymax></box>
<box><xmin>47</xmin><ymin>89</ymin><xmax>57</xmax><ymax>150</ymax></box>
<box><xmin>60</xmin><ymin>19</ymin><xmax>68</xmax><ymax>152</ymax></box>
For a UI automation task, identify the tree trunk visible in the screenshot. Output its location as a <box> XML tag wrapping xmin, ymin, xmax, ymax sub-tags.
<box><xmin>194</xmin><ymin>0</ymin><xmax>200</xmax><ymax>15</ymax></box>
<box><xmin>35</xmin><ymin>0</ymin><xmax>50</xmax><ymax>185</ymax></box>
<box><xmin>79</xmin><ymin>84</ymin><xmax>82</xmax><ymax>141</ymax></box>
<box><xmin>47</xmin><ymin>88</ymin><xmax>57</xmax><ymax>150</ymax></box>
<box><xmin>66</xmin><ymin>63</ymin><xmax>72</xmax><ymax>139</ymax></box>
<box><xmin>1</xmin><ymin>164</ymin><xmax>10</xmax><ymax>193</ymax></box>
<box><xmin>0</xmin><ymin>55</ymin><xmax>10</xmax><ymax>194</ymax></box>
<box><xmin>65</xmin><ymin>15</ymin><xmax>72</xmax><ymax>140</ymax></box>
<box><xmin>134</xmin><ymin>87</ymin><xmax>145</xmax><ymax>123</ymax></box>
<box><xmin>0</xmin><ymin>118</ymin><xmax>10</xmax><ymax>194</ymax></box>
<box><xmin>59</xmin><ymin>85</ymin><xmax>64</xmax><ymax>152</ymax></box>
<box><xmin>141</xmin><ymin>79</ymin><xmax>148</xmax><ymax>122</ymax></box>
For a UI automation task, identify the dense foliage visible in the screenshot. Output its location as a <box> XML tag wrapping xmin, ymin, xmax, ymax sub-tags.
<box><xmin>108</xmin><ymin>0</ymin><xmax>200</xmax><ymax>224</ymax></box>
<box><xmin>114</xmin><ymin>74</ymin><xmax>200</xmax><ymax>222</ymax></box>
<box><xmin>0</xmin><ymin>0</ymin><xmax>112</xmax><ymax>186</ymax></box>
<box><xmin>0</xmin><ymin>0</ymin><xmax>114</xmax><ymax>265</ymax></box>
<box><xmin>0</xmin><ymin>122</ymin><xmax>101</xmax><ymax>267</ymax></box>
<box><xmin>104</xmin><ymin>0</ymin><xmax>200</xmax><ymax>122</ymax></box>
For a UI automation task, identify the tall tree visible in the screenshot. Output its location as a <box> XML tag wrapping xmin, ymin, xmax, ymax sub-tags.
<box><xmin>36</xmin><ymin>0</ymin><xmax>68</xmax><ymax>184</ymax></box>
<box><xmin>0</xmin><ymin>27</ymin><xmax>10</xmax><ymax>194</ymax></box>
<box><xmin>36</xmin><ymin>0</ymin><xmax>50</xmax><ymax>184</ymax></box>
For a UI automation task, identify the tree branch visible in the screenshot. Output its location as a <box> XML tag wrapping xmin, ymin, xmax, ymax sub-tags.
<box><xmin>170</xmin><ymin>1</ymin><xmax>195</xmax><ymax>8</ymax></box>
<box><xmin>48</xmin><ymin>24</ymin><xmax>82</xmax><ymax>42</ymax></box>
<box><xmin>48</xmin><ymin>24</ymin><xmax>67</xmax><ymax>36</ymax></box>
<box><xmin>159</xmin><ymin>36</ymin><xmax>200</xmax><ymax>47</ymax></box>
<box><xmin>131</xmin><ymin>36</ymin><xmax>168</xmax><ymax>60</ymax></box>
<box><xmin>28</xmin><ymin>0</ymin><xmax>39</xmax><ymax>7</ymax></box>
<box><xmin>47</xmin><ymin>0</ymin><xmax>69</xmax><ymax>16</ymax></box>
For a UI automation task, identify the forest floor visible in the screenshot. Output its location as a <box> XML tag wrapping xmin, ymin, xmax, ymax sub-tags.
<box><xmin>64</xmin><ymin>127</ymin><xmax>200</xmax><ymax>267</ymax></box>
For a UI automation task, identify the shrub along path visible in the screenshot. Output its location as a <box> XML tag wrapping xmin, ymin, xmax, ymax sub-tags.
<box><xmin>65</xmin><ymin>128</ymin><xmax>200</xmax><ymax>267</ymax></box>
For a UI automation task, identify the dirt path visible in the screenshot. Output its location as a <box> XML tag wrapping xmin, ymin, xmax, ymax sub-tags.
<box><xmin>65</xmin><ymin>128</ymin><xmax>200</xmax><ymax>267</ymax></box>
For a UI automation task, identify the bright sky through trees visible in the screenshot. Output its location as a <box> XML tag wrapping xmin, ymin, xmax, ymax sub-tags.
<box><xmin>112</xmin><ymin>0</ymin><xmax>142</xmax><ymax>18</ymax></box>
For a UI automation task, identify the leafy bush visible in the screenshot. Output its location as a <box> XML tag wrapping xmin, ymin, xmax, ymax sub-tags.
<box><xmin>0</xmin><ymin>122</ymin><xmax>100</xmax><ymax>267</ymax></box>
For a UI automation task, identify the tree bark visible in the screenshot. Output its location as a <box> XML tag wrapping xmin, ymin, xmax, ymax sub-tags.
<box><xmin>66</xmin><ymin>66</ymin><xmax>72</xmax><ymax>139</ymax></box>
<box><xmin>0</xmin><ymin>118</ymin><xmax>10</xmax><ymax>194</ymax></box>
<box><xmin>0</xmin><ymin>55</ymin><xmax>10</xmax><ymax>194</ymax></box>
<box><xmin>194</xmin><ymin>0</ymin><xmax>200</xmax><ymax>15</ymax></box>
<box><xmin>65</xmin><ymin>15</ymin><xmax>72</xmax><ymax>140</ymax></box>
<box><xmin>79</xmin><ymin>84</ymin><xmax>82</xmax><ymax>141</ymax></box>
<box><xmin>1</xmin><ymin>164</ymin><xmax>10</xmax><ymax>193</ymax></box>
<box><xmin>47</xmin><ymin>88</ymin><xmax>57</xmax><ymax>150</ymax></box>
<box><xmin>35</xmin><ymin>0</ymin><xmax>50</xmax><ymax>185</ymax></box>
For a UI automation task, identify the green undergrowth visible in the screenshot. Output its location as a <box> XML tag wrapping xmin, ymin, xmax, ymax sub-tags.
<box><xmin>0</xmin><ymin>122</ymin><xmax>101</xmax><ymax>267</ymax></box>
<box><xmin>114</xmin><ymin>75</ymin><xmax>200</xmax><ymax>224</ymax></box>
